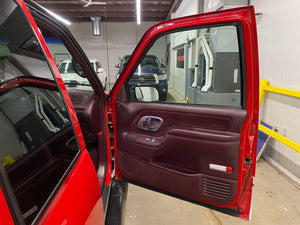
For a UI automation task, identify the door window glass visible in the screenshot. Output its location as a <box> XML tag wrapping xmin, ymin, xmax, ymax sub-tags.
<box><xmin>38</xmin><ymin>25</ymin><xmax>103</xmax><ymax>172</ymax></box>
<box><xmin>0</xmin><ymin>1</ymin><xmax>80</xmax><ymax>224</ymax></box>
<box><xmin>126</xmin><ymin>25</ymin><xmax>243</xmax><ymax>107</ymax></box>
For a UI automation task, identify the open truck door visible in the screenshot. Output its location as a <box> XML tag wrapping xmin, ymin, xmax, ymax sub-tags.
<box><xmin>111</xmin><ymin>6</ymin><xmax>259</xmax><ymax>220</ymax></box>
<box><xmin>0</xmin><ymin>1</ymin><xmax>258</xmax><ymax>224</ymax></box>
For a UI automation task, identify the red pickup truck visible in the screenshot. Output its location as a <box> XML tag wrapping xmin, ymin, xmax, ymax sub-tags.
<box><xmin>0</xmin><ymin>0</ymin><xmax>259</xmax><ymax>224</ymax></box>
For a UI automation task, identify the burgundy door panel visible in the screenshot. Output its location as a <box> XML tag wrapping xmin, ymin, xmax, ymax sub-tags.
<box><xmin>116</xmin><ymin>101</ymin><xmax>247</xmax><ymax>205</ymax></box>
<box><xmin>67</xmin><ymin>89</ymin><xmax>106</xmax><ymax>187</ymax></box>
<box><xmin>111</xmin><ymin>6</ymin><xmax>258</xmax><ymax>219</ymax></box>
<box><xmin>125</xmin><ymin>133</ymin><xmax>164</xmax><ymax>147</ymax></box>
<box><xmin>168</xmin><ymin>127</ymin><xmax>240</xmax><ymax>142</ymax></box>
<box><xmin>118</xmin><ymin>150</ymin><xmax>238</xmax><ymax>205</ymax></box>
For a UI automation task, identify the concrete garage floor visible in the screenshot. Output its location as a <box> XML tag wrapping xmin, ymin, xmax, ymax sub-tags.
<box><xmin>123</xmin><ymin>157</ymin><xmax>300</xmax><ymax>225</ymax></box>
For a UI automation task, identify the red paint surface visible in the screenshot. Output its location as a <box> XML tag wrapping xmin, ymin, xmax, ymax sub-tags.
<box><xmin>38</xmin><ymin>151</ymin><xmax>104</xmax><ymax>225</ymax></box>
<box><xmin>111</xmin><ymin>6</ymin><xmax>259</xmax><ymax>219</ymax></box>
<box><xmin>0</xmin><ymin>188</ymin><xmax>14</xmax><ymax>225</ymax></box>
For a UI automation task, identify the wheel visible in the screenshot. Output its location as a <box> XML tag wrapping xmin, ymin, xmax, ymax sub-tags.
<box><xmin>159</xmin><ymin>92</ymin><xmax>167</xmax><ymax>101</ymax></box>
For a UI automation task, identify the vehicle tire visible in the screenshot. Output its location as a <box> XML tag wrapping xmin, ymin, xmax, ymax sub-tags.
<box><xmin>159</xmin><ymin>93</ymin><xmax>167</xmax><ymax>101</ymax></box>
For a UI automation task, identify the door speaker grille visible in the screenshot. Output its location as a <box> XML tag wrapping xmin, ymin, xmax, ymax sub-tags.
<box><xmin>203</xmin><ymin>178</ymin><xmax>231</xmax><ymax>200</ymax></box>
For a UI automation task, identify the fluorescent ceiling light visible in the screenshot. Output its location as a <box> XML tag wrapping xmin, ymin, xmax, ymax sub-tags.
<box><xmin>40</xmin><ymin>5</ymin><xmax>71</xmax><ymax>26</ymax></box>
<box><xmin>136</xmin><ymin>0</ymin><xmax>141</xmax><ymax>25</ymax></box>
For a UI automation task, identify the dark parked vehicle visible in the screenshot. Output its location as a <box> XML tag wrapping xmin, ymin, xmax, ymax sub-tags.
<box><xmin>116</xmin><ymin>55</ymin><xmax>168</xmax><ymax>100</ymax></box>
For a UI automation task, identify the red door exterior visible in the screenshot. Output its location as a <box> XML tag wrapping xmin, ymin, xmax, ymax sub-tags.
<box><xmin>0</xmin><ymin>187</ymin><xmax>14</xmax><ymax>225</ymax></box>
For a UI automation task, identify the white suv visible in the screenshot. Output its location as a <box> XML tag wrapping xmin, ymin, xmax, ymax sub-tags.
<box><xmin>58</xmin><ymin>59</ymin><xmax>107</xmax><ymax>90</ymax></box>
<box><xmin>90</xmin><ymin>59</ymin><xmax>107</xmax><ymax>89</ymax></box>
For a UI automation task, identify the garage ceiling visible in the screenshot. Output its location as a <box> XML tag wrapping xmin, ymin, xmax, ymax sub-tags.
<box><xmin>33</xmin><ymin>0</ymin><xmax>181</xmax><ymax>23</ymax></box>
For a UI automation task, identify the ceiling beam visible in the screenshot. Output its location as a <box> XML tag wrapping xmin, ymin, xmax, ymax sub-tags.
<box><xmin>61</xmin><ymin>11</ymin><xmax>166</xmax><ymax>18</ymax></box>
<box><xmin>33</xmin><ymin>0</ymin><xmax>170</xmax><ymax>23</ymax></box>
<box><xmin>166</xmin><ymin>0</ymin><xmax>181</xmax><ymax>19</ymax></box>
<box><xmin>68</xmin><ymin>16</ymin><xmax>165</xmax><ymax>22</ymax></box>
<box><xmin>41</xmin><ymin>4</ymin><xmax>170</xmax><ymax>11</ymax></box>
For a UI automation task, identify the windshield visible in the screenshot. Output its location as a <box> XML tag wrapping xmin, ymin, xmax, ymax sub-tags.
<box><xmin>121</xmin><ymin>56</ymin><xmax>130</xmax><ymax>68</ymax></box>
<box><xmin>58</xmin><ymin>62</ymin><xmax>74</xmax><ymax>74</ymax></box>
<box><xmin>58</xmin><ymin>61</ymin><xmax>91</xmax><ymax>89</ymax></box>
<box><xmin>121</xmin><ymin>55</ymin><xmax>160</xmax><ymax>70</ymax></box>
<box><xmin>140</xmin><ymin>56</ymin><xmax>160</xmax><ymax>68</ymax></box>
<box><xmin>58</xmin><ymin>61</ymin><xmax>83</xmax><ymax>74</ymax></box>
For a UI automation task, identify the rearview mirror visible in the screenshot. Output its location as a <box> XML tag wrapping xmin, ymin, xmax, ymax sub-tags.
<box><xmin>135</xmin><ymin>87</ymin><xmax>159</xmax><ymax>102</ymax></box>
<box><xmin>114</xmin><ymin>62</ymin><xmax>120</xmax><ymax>68</ymax></box>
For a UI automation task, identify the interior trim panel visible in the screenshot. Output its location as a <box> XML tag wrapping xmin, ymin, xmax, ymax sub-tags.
<box><xmin>116</xmin><ymin>101</ymin><xmax>247</xmax><ymax>205</ymax></box>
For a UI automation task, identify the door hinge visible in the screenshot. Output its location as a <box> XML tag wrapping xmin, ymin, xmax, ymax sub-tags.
<box><xmin>105</xmin><ymin>96</ymin><xmax>113</xmax><ymax>125</ymax></box>
<box><xmin>105</xmin><ymin>96</ymin><xmax>114</xmax><ymax>147</ymax></box>
<box><xmin>244</xmin><ymin>157</ymin><xmax>251</xmax><ymax>167</ymax></box>
<box><xmin>107</xmin><ymin>111</ymin><xmax>113</xmax><ymax>125</ymax></box>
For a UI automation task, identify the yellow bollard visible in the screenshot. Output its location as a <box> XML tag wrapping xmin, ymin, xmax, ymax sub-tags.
<box><xmin>259</xmin><ymin>79</ymin><xmax>269</xmax><ymax>108</ymax></box>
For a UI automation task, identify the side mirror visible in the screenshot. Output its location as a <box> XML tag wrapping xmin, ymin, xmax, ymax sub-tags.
<box><xmin>97</xmin><ymin>67</ymin><xmax>104</xmax><ymax>73</ymax></box>
<box><xmin>72</xmin><ymin>58</ymin><xmax>85</xmax><ymax>78</ymax></box>
<box><xmin>161</xmin><ymin>63</ymin><xmax>166</xmax><ymax>68</ymax></box>
<box><xmin>115</xmin><ymin>62</ymin><xmax>120</xmax><ymax>68</ymax></box>
<box><xmin>135</xmin><ymin>87</ymin><xmax>159</xmax><ymax>102</ymax></box>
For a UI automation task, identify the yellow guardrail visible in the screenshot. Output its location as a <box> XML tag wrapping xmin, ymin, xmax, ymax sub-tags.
<box><xmin>259</xmin><ymin>79</ymin><xmax>300</xmax><ymax>153</ymax></box>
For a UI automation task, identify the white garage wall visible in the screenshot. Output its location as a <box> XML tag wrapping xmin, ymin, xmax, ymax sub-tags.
<box><xmin>251</xmin><ymin>0</ymin><xmax>300</xmax><ymax>180</ymax></box>
<box><xmin>68</xmin><ymin>21</ymin><xmax>156</xmax><ymax>87</ymax></box>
